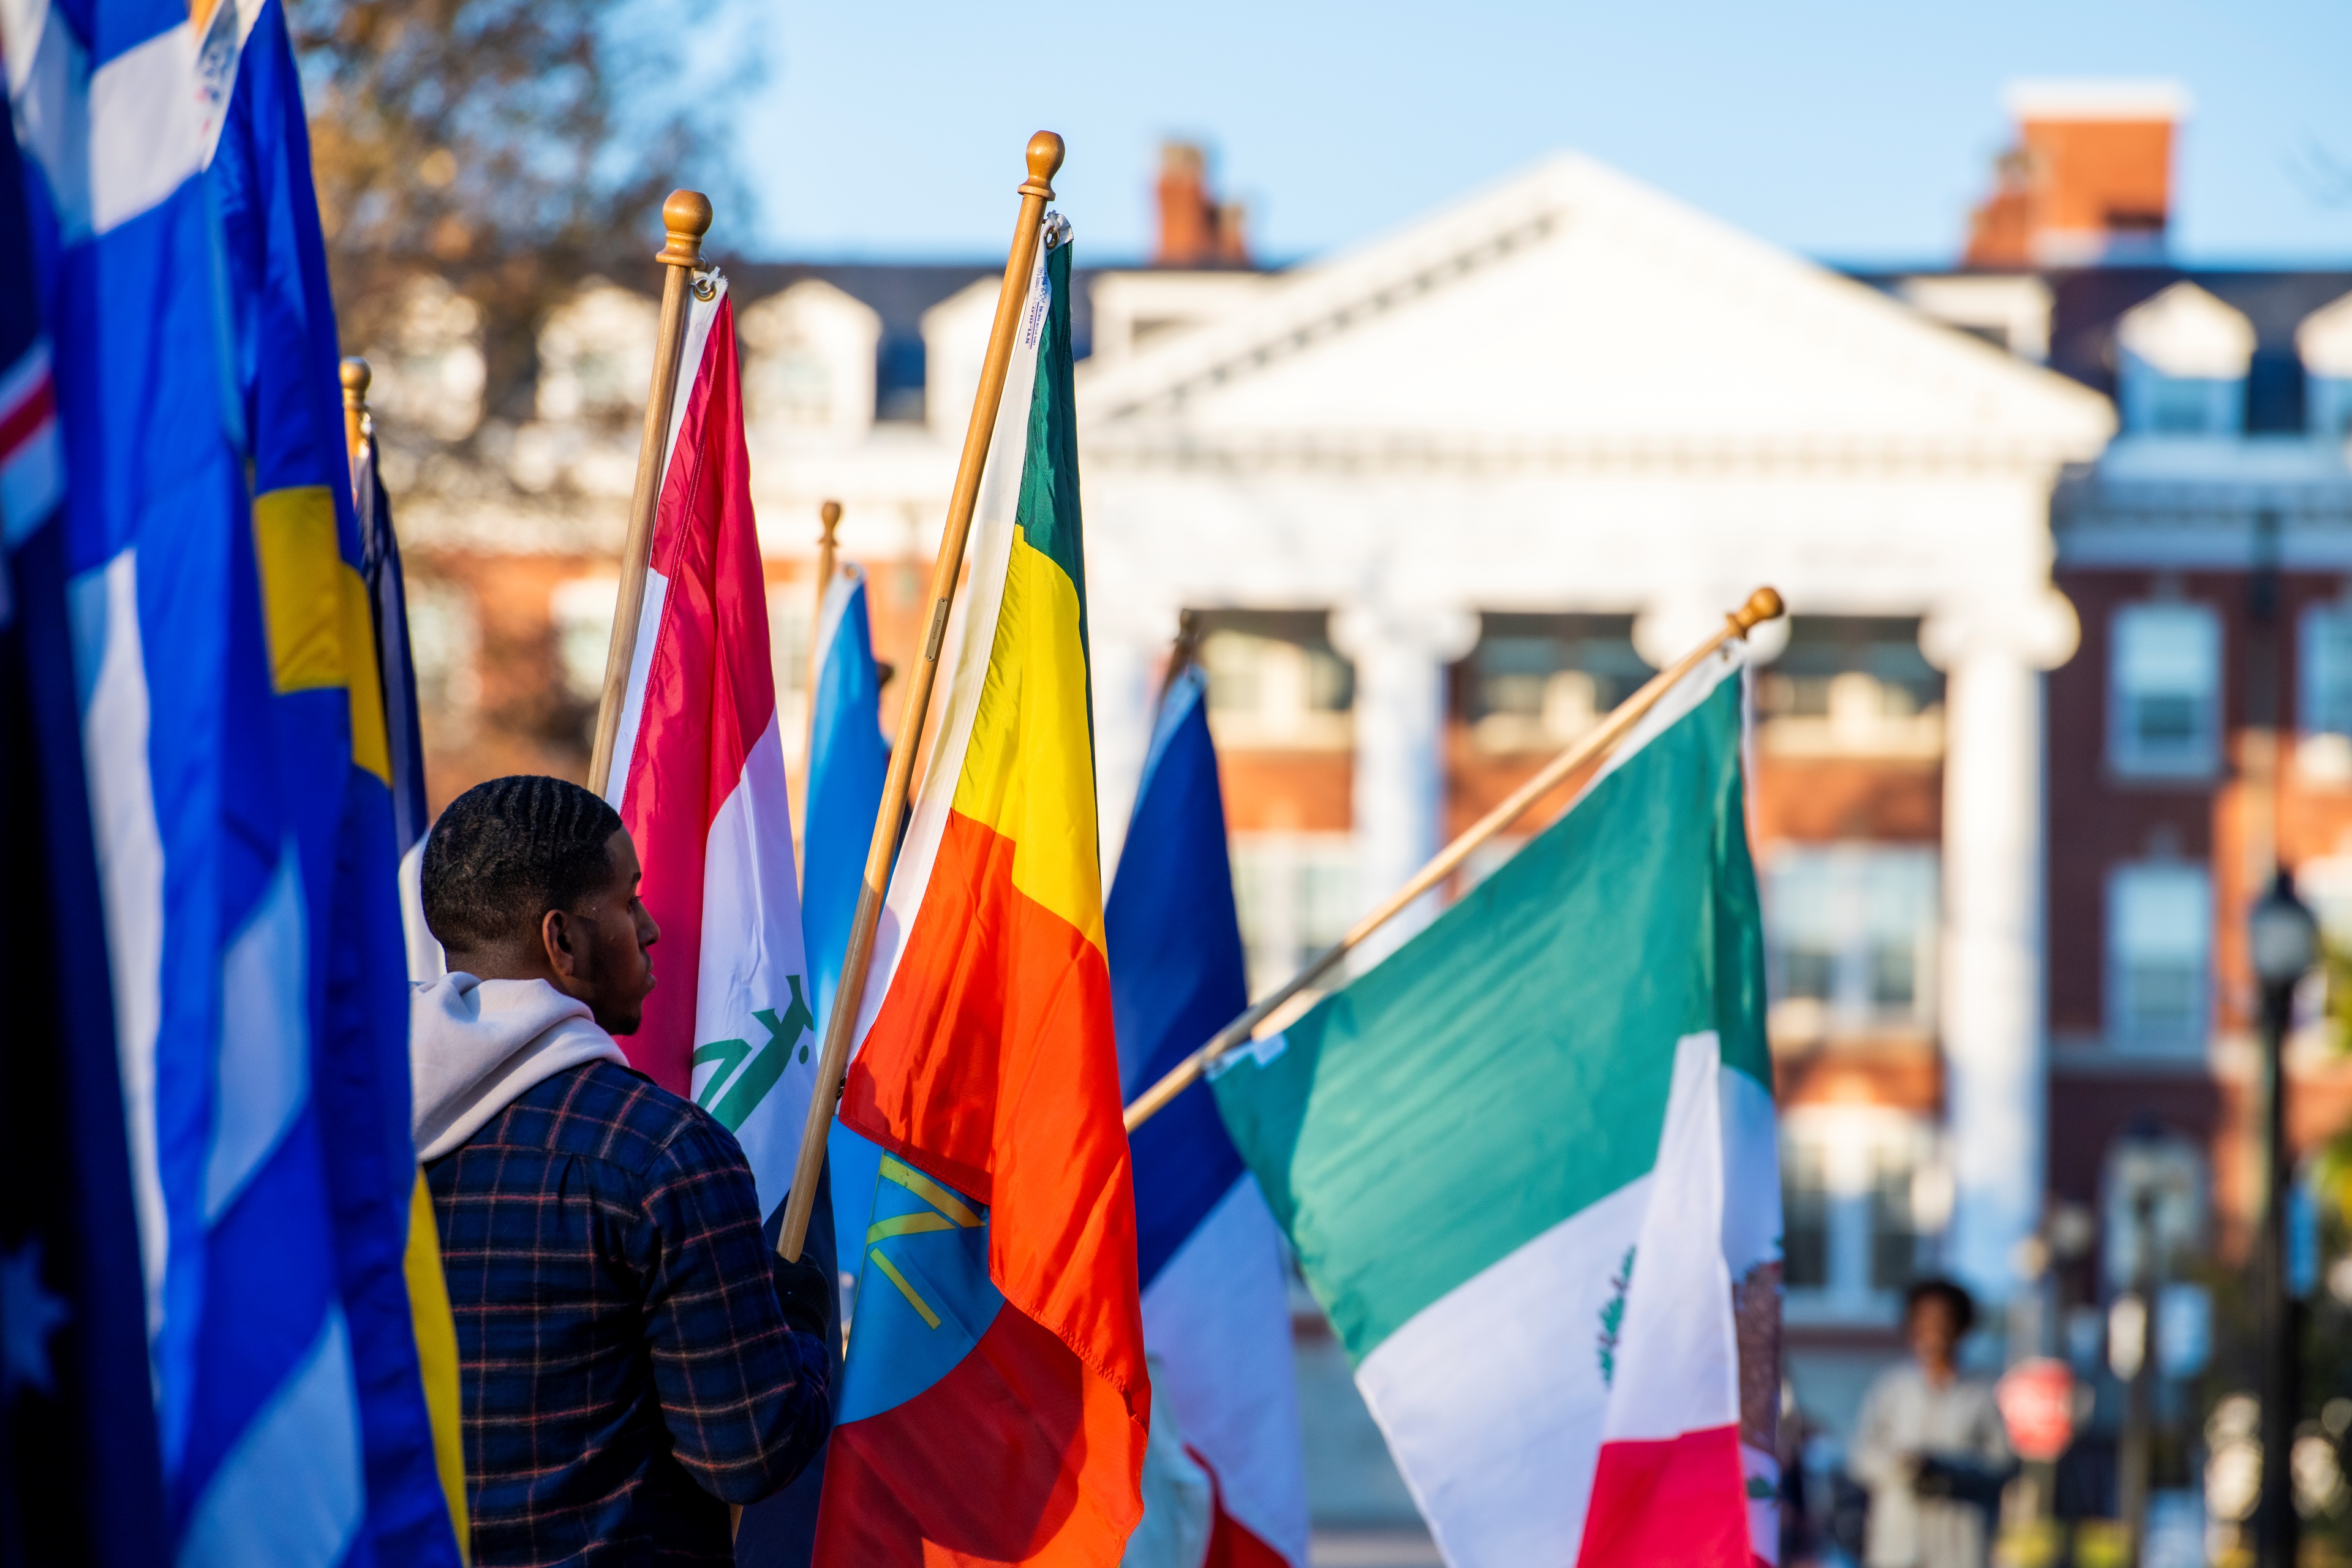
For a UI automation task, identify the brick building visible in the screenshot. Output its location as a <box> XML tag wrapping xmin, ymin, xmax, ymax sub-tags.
<box><xmin>371</xmin><ymin>102</ymin><xmax>2352</xmax><ymax>1477</ymax></box>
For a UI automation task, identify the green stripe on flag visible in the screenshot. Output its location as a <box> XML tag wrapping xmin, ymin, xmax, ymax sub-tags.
<box><xmin>1211</xmin><ymin>671</ymin><xmax>1766</xmax><ymax>1365</ymax></box>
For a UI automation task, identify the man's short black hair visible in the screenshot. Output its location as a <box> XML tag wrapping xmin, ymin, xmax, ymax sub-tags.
<box><xmin>1904</xmin><ymin>1276</ymin><xmax>1975</xmax><ymax>1336</ymax></box>
<box><xmin>421</xmin><ymin>775</ymin><xmax>625</xmax><ymax>952</ymax></box>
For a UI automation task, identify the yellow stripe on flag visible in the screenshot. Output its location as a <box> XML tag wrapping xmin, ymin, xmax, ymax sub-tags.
<box><xmin>338</xmin><ymin>561</ymin><xmax>391</xmax><ymax>783</ymax></box>
<box><xmin>405</xmin><ymin>1172</ymin><xmax>470</xmax><ymax>1564</ymax></box>
<box><xmin>251</xmin><ymin>484</ymin><xmax>392</xmax><ymax>784</ymax></box>
<box><xmin>254</xmin><ymin>485</ymin><xmax>343</xmax><ymax>689</ymax></box>
<box><xmin>949</xmin><ymin>529</ymin><xmax>1104</xmax><ymax>949</ymax></box>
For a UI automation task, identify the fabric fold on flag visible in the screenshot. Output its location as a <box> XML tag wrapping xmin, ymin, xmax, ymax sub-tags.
<box><xmin>820</xmin><ymin>218</ymin><xmax>1150</xmax><ymax>1565</ymax></box>
<box><xmin>1107</xmin><ymin>663</ymin><xmax>1309</xmax><ymax>1568</ymax></box>
<box><xmin>1208</xmin><ymin>646</ymin><xmax>1783</xmax><ymax>1568</ymax></box>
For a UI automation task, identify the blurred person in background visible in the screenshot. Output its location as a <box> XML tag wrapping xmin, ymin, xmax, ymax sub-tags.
<box><xmin>1849</xmin><ymin>1279</ymin><xmax>2013</xmax><ymax>1568</ymax></box>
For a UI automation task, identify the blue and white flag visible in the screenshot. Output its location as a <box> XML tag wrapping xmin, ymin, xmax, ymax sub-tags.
<box><xmin>5</xmin><ymin>0</ymin><xmax>461</xmax><ymax>1561</ymax></box>
<box><xmin>0</xmin><ymin>74</ymin><xmax>170</xmax><ymax>1566</ymax></box>
<box><xmin>1106</xmin><ymin>663</ymin><xmax>1311</xmax><ymax>1568</ymax></box>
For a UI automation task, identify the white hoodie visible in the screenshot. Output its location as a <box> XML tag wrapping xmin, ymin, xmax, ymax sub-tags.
<box><xmin>411</xmin><ymin>974</ymin><xmax>628</xmax><ymax>1161</ymax></box>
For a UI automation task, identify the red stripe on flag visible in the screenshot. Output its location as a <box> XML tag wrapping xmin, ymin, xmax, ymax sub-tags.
<box><xmin>1577</xmin><ymin>1425</ymin><xmax>1749</xmax><ymax>1568</ymax></box>
<box><xmin>0</xmin><ymin>372</ymin><xmax>53</xmax><ymax>461</ymax></box>
<box><xmin>842</xmin><ymin>806</ymin><xmax>1148</xmax><ymax>1421</ymax></box>
<box><xmin>1191</xmin><ymin>1452</ymin><xmax>1296</xmax><ymax>1568</ymax></box>
<box><xmin>616</xmin><ymin>298</ymin><xmax>778</xmax><ymax>1093</ymax></box>
<box><xmin>816</xmin><ymin>1305</ymin><xmax>1146</xmax><ymax>1565</ymax></box>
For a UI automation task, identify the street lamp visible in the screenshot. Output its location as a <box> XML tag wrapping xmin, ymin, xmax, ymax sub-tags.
<box><xmin>2250</xmin><ymin>870</ymin><xmax>2318</xmax><ymax>1568</ymax></box>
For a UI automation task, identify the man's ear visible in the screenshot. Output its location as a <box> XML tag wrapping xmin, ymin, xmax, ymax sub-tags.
<box><xmin>541</xmin><ymin>907</ymin><xmax>582</xmax><ymax>982</ymax></box>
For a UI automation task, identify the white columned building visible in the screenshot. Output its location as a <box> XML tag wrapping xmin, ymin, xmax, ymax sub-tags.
<box><xmin>1074</xmin><ymin>154</ymin><xmax>2114</xmax><ymax>1327</ymax></box>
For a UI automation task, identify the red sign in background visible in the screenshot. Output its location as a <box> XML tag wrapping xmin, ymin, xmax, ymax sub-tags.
<box><xmin>1996</xmin><ymin>1359</ymin><xmax>2076</xmax><ymax>1461</ymax></box>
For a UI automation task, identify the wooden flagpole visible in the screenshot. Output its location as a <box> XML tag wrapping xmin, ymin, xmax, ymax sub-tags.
<box><xmin>587</xmin><ymin>189</ymin><xmax>714</xmax><ymax>797</ymax></box>
<box><xmin>339</xmin><ymin>356</ymin><xmax>371</xmax><ymax>497</ymax></box>
<box><xmin>1121</xmin><ymin>586</ymin><xmax>1787</xmax><ymax>1134</ymax></box>
<box><xmin>775</xmin><ymin>132</ymin><xmax>1065</xmax><ymax>1263</ymax></box>
<box><xmin>804</xmin><ymin>499</ymin><xmax>842</xmax><ymax>764</ymax></box>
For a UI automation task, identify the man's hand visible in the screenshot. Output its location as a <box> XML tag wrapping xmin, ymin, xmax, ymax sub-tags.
<box><xmin>772</xmin><ymin>1252</ymin><xmax>835</xmax><ymax>1342</ymax></box>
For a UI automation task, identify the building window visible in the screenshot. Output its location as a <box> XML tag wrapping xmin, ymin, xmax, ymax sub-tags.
<box><xmin>2312</xmin><ymin>377</ymin><xmax>2352</xmax><ymax>443</ymax></box>
<box><xmin>2299</xmin><ymin>602</ymin><xmax>2352</xmax><ymax>783</ymax></box>
<box><xmin>2106</xmin><ymin>861</ymin><xmax>2212</xmax><ymax>1054</ymax></box>
<box><xmin>1458</xmin><ymin>614</ymin><xmax>1653</xmax><ymax>755</ymax></box>
<box><xmin>1197</xmin><ymin>611</ymin><xmax>1354</xmax><ymax>751</ymax></box>
<box><xmin>1754</xmin><ymin>617</ymin><xmax>1943</xmax><ymax>758</ymax></box>
<box><xmin>1230</xmin><ymin>833</ymin><xmax>1356</xmax><ymax>997</ymax></box>
<box><xmin>1763</xmin><ymin>845</ymin><xmax>1939</xmax><ymax>1042</ymax></box>
<box><xmin>1782</xmin><ymin>1110</ymin><xmax>1940</xmax><ymax>1322</ymax></box>
<box><xmin>2120</xmin><ymin>366</ymin><xmax>2244</xmax><ymax>436</ymax></box>
<box><xmin>2108</xmin><ymin>601</ymin><xmax>2222</xmax><ymax>780</ymax></box>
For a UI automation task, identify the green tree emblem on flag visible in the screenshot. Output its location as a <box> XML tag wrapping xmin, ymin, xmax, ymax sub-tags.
<box><xmin>690</xmin><ymin>974</ymin><xmax>814</xmax><ymax>1134</ymax></box>
<box><xmin>1597</xmin><ymin>1246</ymin><xmax>1635</xmax><ymax>1387</ymax></box>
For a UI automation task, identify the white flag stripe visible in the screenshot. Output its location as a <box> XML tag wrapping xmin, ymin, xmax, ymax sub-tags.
<box><xmin>177</xmin><ymin>1308</ymin><xmax>365</xmax><ymax>1568</ymax></box>
<box><xmin>1599</xmin><ymin>1032</ymin><xmax>1738</xmax><ymax>1444</ymax></box>
<box><xmin>205</xmin><ymin>848</ymin><xmax>311</xmax><ymax>1223</ymax></box>
<box><xmin>1140</xmin><ymin>1176</ymin><xmax>1311</xmax><ymax>1567</ymax></box>
<box><xmin>689</xmin><ymin>711</ymin><xmax>817</xmax><ymax>1218</ymax></box>
<box><xmin>848</xmin><ymin>246</ymin><xmax>1052</xmax><ymax>1062</ymax></box>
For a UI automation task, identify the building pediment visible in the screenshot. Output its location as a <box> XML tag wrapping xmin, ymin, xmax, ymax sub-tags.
<box><xmin>1077</xmin><ymin>154</ymin><xmax>2114</xmax><ymax>471</ymax></box>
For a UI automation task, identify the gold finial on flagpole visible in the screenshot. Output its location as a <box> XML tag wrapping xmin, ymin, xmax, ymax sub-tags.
<box><xmin>804</xmin><ymin>500</ymin><xmax>843</xmax><ymax>766</ymax></box>
<box><xmin>589</xmin><ymin>190</ymin><xmax>714</xmax><ymax>797</ymax></box>
<box><xmin>340</xmin><ymin>356</ymin><xmax>371</xmax><ymax>500</ymax></box>
<box><xmin>1121</xmin><ymin>585</ymin><xmax>1790</xmax><ymax>1133</ymax></box>
<box><xmin>656</xmin><ymin>189</ymin><xmax>714</xmax><ymax>267</ymax></box>
<box><xmin>775</xmin><ymin>135</ymin><xmax>1066</xmax><ymax>1263</ymax></box>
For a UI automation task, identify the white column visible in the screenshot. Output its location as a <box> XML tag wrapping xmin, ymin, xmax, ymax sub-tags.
<box><xmin>1924</xmin><ymin>591</ymin><xmax>2078</xmax><ymax>1307</ymax></box>
<box><xmin>1330</xmin><ymin>603</ymin><xmax>1479</xmax><ymax>966</ymax></box>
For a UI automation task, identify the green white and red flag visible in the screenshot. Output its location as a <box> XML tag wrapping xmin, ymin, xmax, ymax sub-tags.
<box><xmin>1208</xmin><ymin>645</ymin><xmax>1784</xmax><ymax>1567</ymax></box>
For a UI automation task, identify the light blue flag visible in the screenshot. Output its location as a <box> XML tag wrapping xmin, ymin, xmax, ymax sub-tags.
<box><xmin>802</xmin><ymin>565</ymin><xmax>894</xmax><ymax>1294</ymax></box>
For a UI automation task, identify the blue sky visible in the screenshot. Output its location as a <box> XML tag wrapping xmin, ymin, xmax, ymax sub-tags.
<box><xmin>724</xmin><ymin>0</ymin><xmax>2352</xmax><ymax>269</ymax></box>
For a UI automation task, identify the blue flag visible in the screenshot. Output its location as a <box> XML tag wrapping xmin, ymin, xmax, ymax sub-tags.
<box><xmin>1102</xmin><ymin>660</ymin><xmax>1312</xmax><ymax>1565</ymax></box>
<box><xmin>0</xmin><ymin>78</ymin><xmax>170</xmax><ymax>1567</ymax></box>
<box><xmin>803</xmin><ymin>566</ymin><xmax>894</xmax><ymax>1280</ymax></box>
<box><xmin>736</xmin><ymin>561</ymin><xmax>891</xmax><ymax>1566</ymax></box>
<box><xmin>354</xmin><ymin>418</ymin><xmax>442</xmax><ymax>981</ymax></box>
<box><xmin>208</xmin><ymin>5</ymin><xmax>462</xmax><ymax>1559</ymax></box>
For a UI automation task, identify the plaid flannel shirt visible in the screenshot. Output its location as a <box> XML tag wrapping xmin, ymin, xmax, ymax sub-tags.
<box><xmin>428</xmin><ymin>1059</ymin><xmax>830</xmax><ymax>1566</ymax></box>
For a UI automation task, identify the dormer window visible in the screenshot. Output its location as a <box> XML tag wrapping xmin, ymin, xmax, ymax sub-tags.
<box><xmin>738</xmin><ymin>281</ymin><xmax>883</xmax><ymax>438</ymax></box>
<box><xmin>2298</xmin><ymin>291</ymin><xmax>2352</xmax><ymax>442</ymax></box>
<box><xmin>2114</xmin><ymin>281</ymin><xmax>2255</xmax><ymax>437</ymax></box>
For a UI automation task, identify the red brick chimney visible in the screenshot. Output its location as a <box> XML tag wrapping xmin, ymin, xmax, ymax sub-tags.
<box><xmin>1964</xmin><ymin>81</ymin><xmax>2186</xmax><ymax>268</ymax></box>
<box><xmin>1153</xmin><ymin>141</ymin><xmax>1250</xmax><ymax>267</ymax></box>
